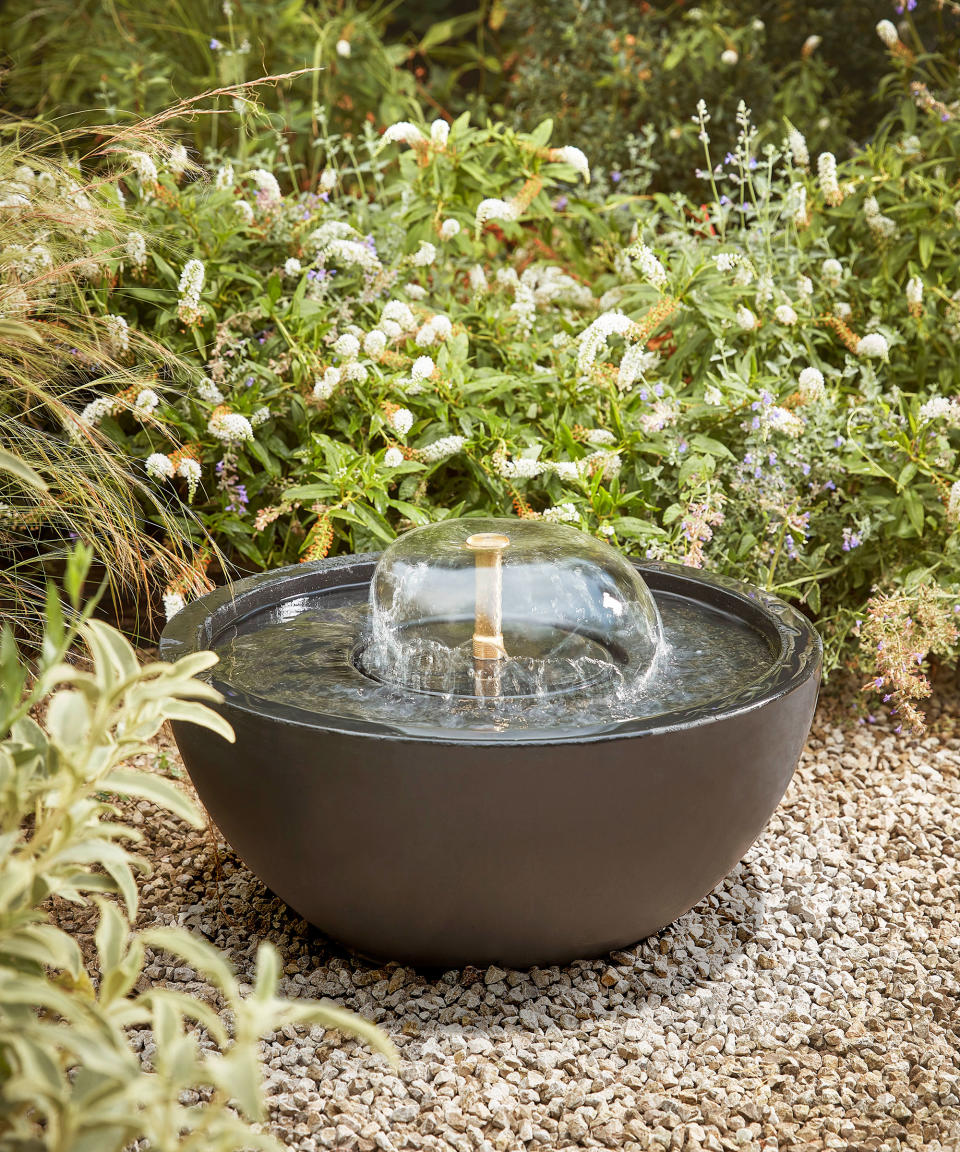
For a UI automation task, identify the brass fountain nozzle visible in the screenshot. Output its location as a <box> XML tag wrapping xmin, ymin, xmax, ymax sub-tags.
<box><xmin>465</xmin><ymin>532</ymin><xmax>510</xmax><ymax>662</ymax></box>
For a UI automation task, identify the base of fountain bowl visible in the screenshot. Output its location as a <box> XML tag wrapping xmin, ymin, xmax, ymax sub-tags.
<box><xmin>159</xmin><ymin>554</ymin><xmax>820</xmax><ymax>968</ymax></box>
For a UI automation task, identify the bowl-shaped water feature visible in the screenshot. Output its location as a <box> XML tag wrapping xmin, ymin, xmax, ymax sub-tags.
<box><xmin>160</xmin><ymin>518</ymin><xmax>820</xmax><ymax>967</ymax></box>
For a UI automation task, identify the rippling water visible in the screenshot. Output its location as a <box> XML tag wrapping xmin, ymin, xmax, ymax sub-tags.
<box><xmin>209</xmin><ymin>586</ymin><xmax>775</xmax><ymax>739</ymax></box>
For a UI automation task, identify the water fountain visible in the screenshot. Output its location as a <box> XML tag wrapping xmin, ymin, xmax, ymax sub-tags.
<box><xmin>160</xmin><ymin>517</ymin><xmax>820</xmax><ymax>967</ymax></box>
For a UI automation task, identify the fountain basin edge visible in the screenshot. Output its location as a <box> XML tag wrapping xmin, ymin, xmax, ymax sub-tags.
<box><xmin>160</xmin><ymin>554</ymin><xmax>821</xmax><ymax>967</ymax></box>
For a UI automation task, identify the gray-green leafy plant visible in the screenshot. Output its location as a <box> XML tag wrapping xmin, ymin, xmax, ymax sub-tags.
<box><xmin>0</xmin><ymin>546</ymin><xmax>394</xmax><ymax>1151</ymax></box>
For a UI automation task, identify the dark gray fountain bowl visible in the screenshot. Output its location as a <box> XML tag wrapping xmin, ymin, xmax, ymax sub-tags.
<box><xmin>160</xmin><ymin>555</ymin><xmax>820</xmax><ymax>968</ymax></box>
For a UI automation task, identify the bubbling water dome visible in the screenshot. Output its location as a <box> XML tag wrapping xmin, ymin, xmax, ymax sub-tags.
<box><xmin>359</xmin><ymin>518</ymin><xmax>663</xmax><ymax>701</ymax></box>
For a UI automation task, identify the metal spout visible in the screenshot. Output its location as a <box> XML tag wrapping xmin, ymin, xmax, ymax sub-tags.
<box><xmin>465</xmin><ymin>532</ymin><xmax>510</xmax><ymax>662</ymax></box>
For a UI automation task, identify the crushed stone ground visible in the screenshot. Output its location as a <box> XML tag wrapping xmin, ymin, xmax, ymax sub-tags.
<box><xmin>52</xmin><ymin>689</ymin><xmax>960</xmax><ymax>1151</ymax></box>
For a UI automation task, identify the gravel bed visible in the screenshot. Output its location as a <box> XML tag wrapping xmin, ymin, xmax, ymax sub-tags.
<box><xmin>55</xmin><ymin>692</ymin><xmax>960</xmax><ymax>1151</ymax></box>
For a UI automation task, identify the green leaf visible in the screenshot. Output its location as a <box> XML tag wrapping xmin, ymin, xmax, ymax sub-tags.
<box><xmin>141</xmin><ymin>926</ymin><xmax>238</xmax><ymax>997</ymax></box>
<box><xmin>897</xmin><ymin>461</ymin><xmax>918</xmax><ymax>491</ymax></box>
<box><xmin>0</xmin><ymin>447</ymin><xmax>47</xmax><ymax>490</ymax></box>
<box><xmin>46</xmin><ymin>689</ymin><xmax>90</xmax><ymax>748</ymax></box>
<box><xmin>902</xmin><ymin>487</ymin><xmax>925</xmax><ymax>535</ymax></box>
<box><xmin>611</xmin><ymin>516</ymin><xmax>665</xmax><ymax>539</ymax></box>
<box><xmin>94</xmin><ymin>897</ymin><xmax>128</xmax><ymax>975</ymax></box>
<box><xmin>161</xmin><ymin>701</ymin><xmax>235</xmax><ymax>743</ymax></box>
<box><xmin>101</xmin><ymin>769</ymin><xmax>202</xmax><ymax>829</ymax></box>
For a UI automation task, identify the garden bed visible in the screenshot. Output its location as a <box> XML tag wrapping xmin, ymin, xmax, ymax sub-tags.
<box><xmin>53</xmin><ymin>691</ymin><xmax>960</xmax><ymax>1152</ymax></box>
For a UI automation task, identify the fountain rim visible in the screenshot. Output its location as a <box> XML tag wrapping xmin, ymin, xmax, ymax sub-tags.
<box><xmin>158</xmin><ymin>553</ymin><xmax>821</xmax><ymax>746</ymax></box>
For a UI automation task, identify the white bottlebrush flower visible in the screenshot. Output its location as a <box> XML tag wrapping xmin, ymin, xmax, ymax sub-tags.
<box><xmin>132</xmin><ymin>388</ymin><xmax>159</xmax><ymax>418</ymax></box>
<box><xmin>876</xmin><ymin>20</ymin><xmax>899</xmax><ymax>47</ymax></box>
<box><xmin>419</xmin><ymin>435</ymin><xmax>466</xmax><ymax>462</ymax></box>
<box><xmin>856</xmin><ymin>333</ymin><xmax>890</xmax><ymax>360</ymax></box>
<box><xmin>906</xmin><ymin>276</ymin><xmax>924</xmax><ymax>313</ymax></box>
<box><xmin>439</xmin><ymin>218</ymin><xmax>461</xmax><ymax>240</ymax></box>
<box><xmin>125</xmin><ymin>231</ymin><xmax>147</xmax><ymax>269</ymax></box>
<box><xmin>344</xmin><ymin>360</ymin><xmax>369</xmax><ymax>384</ymax></box>
<box><xmin>163</xmin><ymin>591</ymin><xmax>186</xmax><ymax>620</ymax></box>
<box><xmin>822</xmin><ymin>258</ymin><xmax>843</xmax><ymax>286</ymax></box>
<box><xmin>167</xmin><ymin>143</ymin><xmax>189</xmax><ymax>176</ymax></box>
<box><xmin>145</xmin><ymin>452</ymin><xmax>174</xmax><ymax>481</ymax></box>
<box><xmin>789</xmin><ymin>183</ymin><xmax>807</xmax><ymax>227</ymax></box>
<box><xmin>475</xmin><ymin>198</ymin><xmax>519</xmax><ymax>228</ymax></box>
<box><xmin>416</xmin><ymin>315</ymin><xmax>453</xmax><ymax>347</ymax></box>
<box><xmin>774</xmin><ymin>304</ymin><xmax>798</xmax><ymax>325</ymax></box>
<box><xmin>576</xmin><ymin>310</ymin><xmax>635</xmax><ymax>377</ymax></box>
<box><xmin>550</xmin><ymin>145</ymin><xmax>591</xmax><ymax>183</ymax></box>
<box><xmin>283</xmin><ymin>257</ymin><xmax>302</xmax><ymax>277</ymax></box>
<box><xmin>197</xmin><ymin>377</ymin><xmax>224</xmax><ymax>404</ymax></box>
<box><xmin>835</xmin><ymin>301</ymin><xmax>852</xmax><ymax>320</ymax></box>
<box><xmin>411</xmin><ymin>241</ymin><xmax>437</xmax><ymax>267</ymax></box>
<box><xmin>796</xmin><ymin>275</ymin><xmax>813</xmax><ymax>299</ymax></box>
<box><xmin>208</xmin><ymin>409</ymin><xmax>254</xmax><ymax>443</ymax></box>
<box><xmin>817</xmin><ymin>152</ymin><xmax>842</xmax><ymax>206</ymax></box>
<box><xmin>918</xmin><ymin>395</ymin><xmax>959</xmax><ymax>423</ymax></box>
<box><xmin>798</xmin><ymin>367</ymin><xmax>826</xmax><ymax>403</ymax></box>
<box><xmin>549</xmin><ymin>460</ymin><xmax>581</xmax><ymax>481</ymax></box>
<box><xmin>720</xmin><ymin>48</ymin><xmax>739</xmax><ymax>66</ymax></box>
<box><xmin>766</xmin><ymin>406</ymin><xmax>805</xmax><ymax>438</ymax></box>
<box><xmin>363</xmin><ymin>329</ymin><xmax>387</xmax><ymax>358</ymax></box>
<box><xmin>178</xmin><ymin>259</ymin><xmax>205</xmax><ymax>320</ymax></box>
<box><xmin>104</xmin><ymin>313</ymin><xmax>130</xmax><ymax>354</ymax></box>
<box><xmin>333</xmin><ymin>332</ymin><xmax>360</xmax><ymax>361</ymax></box>
<box><xmin>802</xmin><ymin>34</ymin><xmax>822</xmax><ymax>56</ymax></box>
<box><xmin>249</xmin><ymin>168</ymin><xmax>282</xmax><ymax>208</ymax></box>
<box><xmin>313</xmin><ymin>366</ymin><xmax>342</xmax><ymax>400</ymax></box>
<box><xmin>585</xmin><ymin>428</ymin><xmax>616</xmax><ymax>445</ymax></box>
<box><xmin>320</xmin><ymin>238</ymin><xmax>382</xmax><ymax>276</ymax></box>
<box><xmin>381</xmin><ymin>300</ymin><xmax>416</xmax><ymax>331</ymax></box>
<box><xmin>584</xmin><ymin>449</ymin><xmax>622</xmax><ymax>480</ymax></box>
<box><xmin>469</xmin><ymin>264</ymin><xmax>488</xmax><ymax>296</ymax></box>
<box><xmin>250</xmin><ymin>406</ymin><xmax>271</xmax><ymax>427</ymax></box>
<box><xmin>430</xmin><ymin>119</ymin><xmax>450</xmax><ymax>147</ymax></box>
<box><xmin>948</xmin><ymin>480</ymin><xmax>960</xmax><ymax>523</ymax></box>
<box><xmin>381</xmin><ymin>121</ymin><xmax>426</xmax><ymax>148</ymax></box>
<box><xmin>162</xmin><ymin>594</ymin><xmax>185</xmax><ymax>622</ymax></box>
<box><xmin>335</xmin><ymin>38</ymin><xmax>351</xmax><ymax>57</ymax></box>
<box><xmin>383</xmin><ymin>446</ymin><xmax>405</xmax><ymax>468</ymax></box>
<box><xmin>736</xmin><ymin>305</ymin><xmax>757</xmax><ymax>331</ymax></box>
<box><xmin>714</xmin><ymin>252</ymin><xmax>739</xmax><ymax>273</ymax></box>
<box><xmin>177</xmin><ymin>456</ymin><xmax>202</xmax><ymax>499</ymax></box>
<box><xmin>863</xmin><ymin>195</ymin><xmax>898</xmax><ymax>241</ymax></box>
<box><xmin>404</xmin><ymin>283</ymin><xmax>428</xmax><ymax>301</ymax></box>
<box><xmin>492</xmin><ymin>451</ymin><xmax>545</xmax><ymax>479</ymax></box>
<box><xmin>319</xmin><ymin>168</ymin><xmax>337</xmax><ymax>193</ymax></box>
<box><xmin>127</xmin><ymin>150</ymin><xmax>159</xmax><ymax>190</ymax></box>
<box><xmin>541</xmin><ymin>502</ymin><xmax>579</xmax><ymax>524</ymax></box>
<box><xmin>626</xmin><ymin>241</ymin><xmax>667</xmax><ymax>289</ymax></box>
<box><xmin>80</xmin><ymin>396</ymin><xmax>116</xmax><ymax>426</ymax></box>
<box><xmin>388</xmin><ymin>407</ymin><xmax>414</xmax><ymax>437</ymax></box>
<box><xmin>411</xmin><ymin>355</ymin><xmax>435</xmax><ymax>383</ymax></box>
<box><xmin>214</xmin><ymin>163</ymin><xmax>234</xmax><ymax>190</ymax></box>
<box><xmin>234</xmin><ymin>200</ymin><xmax>254</xmax><ymax>224</ymax></box>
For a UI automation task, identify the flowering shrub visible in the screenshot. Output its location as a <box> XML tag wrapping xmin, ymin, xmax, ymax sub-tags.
<box><xmin>5</xmin><ymin>6</ymin><xmax>960</xmax><ymax>730</ymax></box>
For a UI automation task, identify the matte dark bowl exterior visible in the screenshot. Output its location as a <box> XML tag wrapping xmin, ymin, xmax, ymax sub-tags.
<box><xmin>160</xmin><ymin>556</ymin><xmax>821</xmax><ymax>968</ymax></box>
